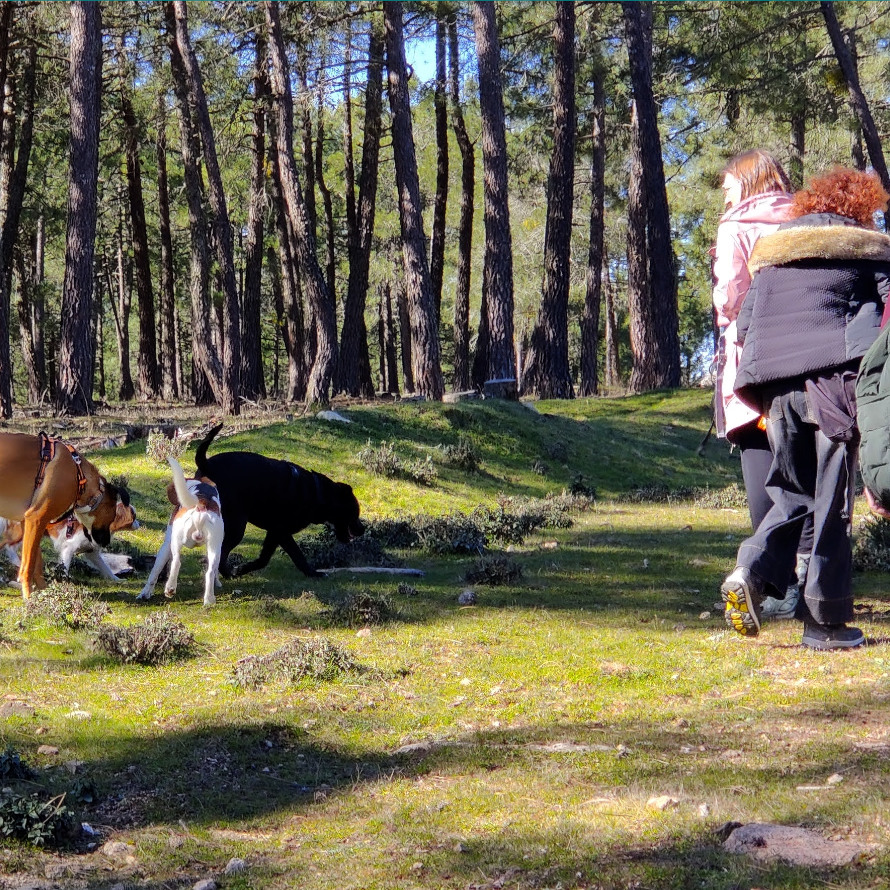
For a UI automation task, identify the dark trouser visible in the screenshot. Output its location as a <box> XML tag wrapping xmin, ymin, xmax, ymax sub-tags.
<box><xmin>736</xmin><ymin>381</ymin><xmax>856</xmax><ymax>625</ymax></box>
<box><xmin>733</xmin><ymin>422</ymin><xmax>815</xmax><ymax>560</ymax></box>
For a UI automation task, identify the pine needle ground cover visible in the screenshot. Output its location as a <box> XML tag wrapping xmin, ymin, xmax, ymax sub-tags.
<box><xmin>1</xmin><ymin>389</ymin><xmax>890</xmax><ymax>889</ymax></box>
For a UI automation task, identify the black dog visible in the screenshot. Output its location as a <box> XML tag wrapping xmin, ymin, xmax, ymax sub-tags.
<box><xmin>194</xmin><ymin>424</ymin><xmax>364</xmax><ymax>578</ymax></box>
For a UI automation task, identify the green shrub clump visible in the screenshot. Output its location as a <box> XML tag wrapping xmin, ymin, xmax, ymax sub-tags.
<box><xmin>92</xmin><ymin>611</ymin><xmax>196</xmax><ymax>665</ymax></box>
<box><xmin>357</xmin><ymin>440</ymin><xmax>437</xmax><ymax>485</ymax></box>
<box><xmin>465</xmin><ymin>555</ymin><xmax>524</xmax><ymax>586</ymax></box>
<box><xmin>234</xmin><ymin>637</ymin><xmax>362</xmax><ymax>688</ymax></box>
<box><xmin>325</xmin><ymin>590</ymin><xmax>396</xmax><ymax>628</ymax></box>
<box><xmin>20</xmin><ymin>582</ymin><xmax>110</xmax><ymax>631</ymax></box>
<box><xmin>0</xmin><ymin>791</ymin><xmax>77</xmax><ymax>847</ymax></box>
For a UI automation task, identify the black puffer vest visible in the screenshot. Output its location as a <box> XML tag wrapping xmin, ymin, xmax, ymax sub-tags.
<box><xmin>734</xmin><ymin>212</ymin><xmax>890</xmax><ymax>410</ymax></box>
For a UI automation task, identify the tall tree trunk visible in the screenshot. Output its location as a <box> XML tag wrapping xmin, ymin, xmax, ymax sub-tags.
<box><xmin>338</xmin><ymin>15</ymin><xmax>383</xmax><ymax>398</ymax></box>
<box><xmin>621</xmin><ymin>0</ymin><xmax>679</xmax><ymax>393</ymax></box>
<box><xmin>0</xmin><ymin>36</ymin><xmax>35</xmax><ymax>417</ymax></box>
<box><xmin>448</xmin><ymin>7</ymin><xmax>474</xmax><ymax>393</ymax></box>
<box><xmin>603</xmin><ymin>248</ymin><xmax>619</xmax><ymax>388</ymax></box>
<box><xmin>241</xmin><ymin>30</ymin><xmax>268</xmax><ymax>402</ymax></box>
<box><xmin>429</xmin><ymin>4</ymin><xmax>449</xmax><ymax>324</ymax></box>
<box><xmin>821</xmin><ymin>0</ymin><xmax>890</xmax><ymax>229</ymax></box>
<box><xmin>385</xmin><ymin>1</ymin><xmax>444</xmax><ymax>400</ymax></box>
<box><xmin>156</xmin><ymin>87</ymin><xmax>178</xmax><ymax>400</ymax></box>
<box><xmin>471</xmin><ymin>0</ymin><xmax>515</xmax><ymax>386</ymax></box>
<box><xmin>57</xmin><ymin>1</ymin><xmax>102</xmax><ymax>415</ymax></box>
<box><xmin>313</xmin><ymin>50</ymin><xmax>336</xmax><ymax>305</ymax></box>
<box><xmin>384</xmin><ymin>283</ymin><xmax>399</xmax><ymax>395</ymax></box>
<box><xmin>264</xmin><ymin>0</ymin><xmax>338</xmax><ymax>407</ymax></box>
<box><xmin>164</xmin><ymin>1</ymin><xmax>223</xmax><ymax>405</ymax></box>
<box><xmin>396</xmin><ymin>282</ymin><xmax>414</xmax><ymax>394</ymax></box>
<box><xmin>579</xmin><ymin>75</ymin><xmax>605</xmax><ymax>397</ymax></box>
<box><xmin>171</xmin><ymin>0</ymin><xmax>241</xmax><ymax>414</ymax></box>
<box><xmin>117</xmin><ymin>41</ymin><xmax>159</xmax><ymax>400</ymax></box>
<box><xmin>521</xmin><ymin>1</ymin><xmax>576</xmax><ymax>400</ymax></box>
<box><xmin>114</xmin><ymin>211</ymin><xmax>135</xmax><ymax>401</ymax></box>
<box><xmin>789</xmin><ymin>109</ymin><xmax>805</xmax><ymax>191</ymax></box>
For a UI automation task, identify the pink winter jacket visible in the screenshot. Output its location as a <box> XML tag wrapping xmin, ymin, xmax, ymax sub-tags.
<box><xmin>712</xmin><ymin>191</ymin><xmax>794</xmax><ymax>438</ymax></box>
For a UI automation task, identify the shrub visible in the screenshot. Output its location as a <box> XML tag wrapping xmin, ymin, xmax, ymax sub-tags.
<box><xmin>325</xmin><ymin>590</ymin><xmax>396</xmax><ymax>628</ymax></box>
<box><xmin>854</xmin><ymin>514</ymin><xmax>890</xmax><ymax>571</ymax></box>
<box><xmin>20</xmin><ymin>582</ymin><xmax>110</xmax><ymax>631</ymax></box>
<box><xmin>233</xmin><ymin>637</ymin><xmax>362</xmax><ymax>688</ymax></box>
<box><xmin>440</xmin><ymin>438</ymin><xmax>481</xmax><ymax>473</ymax></box>
<box><xmin>621</xmin><ymin>484</ymin><xmax>698</xmax><ymax>504</ymax></box>
<box><xmin>145</xmin><ymin>429</ymin><xmax>188</xmax><ymax>464</ymax></box>
<box><xmin>414</xmin><ymin>512</ymin><xmax>485</xmax><ymax>554</ymax></box>
<box><xmin>465</xmin><ymin>555</ymin><xmax>523</xmax><ymax>586</ymax></box>
<box><xmin>397</xmin><ymin>582</ymin><xmax>418</xmax><ymax>597</ymax></box>
<box><xmin>298</xmin><ymin>525</ymin><xmax>394</xmax><ymax>569</ymax></box>
<box><xmin>357</xmin><ymin>440</ymin><xmax>438</xmax><ymax>485</ymax></box>
<box><xmin>693</xmin><ymin>483</ymin><xmax>749</xmax><ymax>510</ymax></box>
<box><xmin>92</xmin><ymin>611</ymin><xmax>196</xmax><ymax>665</ymax></box>
<box><xmin>0</xmin><ymin>791</ymin><xmax>77</xmax><ymax>848</ymax></box>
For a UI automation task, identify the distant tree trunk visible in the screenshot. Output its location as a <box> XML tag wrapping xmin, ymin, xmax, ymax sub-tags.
<box><xmin>171</xmin><ymin>0</ymin><xmax>240</xmax><ymax>415</ymax></box>
<box><xmin>117</xmin><ymin>43</ymin><xmax>159</xmax><ymax>401</ymax></box>
<box><xmin>429</xmin><ymin>4</ymin><xmax>449</xmax><ymax>323</ymax></box>
<box><xmin>471</xmin><ymin>0</ymin><xmax>515</xmax><ymax>385</ymax></box>
<box><xmin>155</xmin><ymin>88</ymin><xmax>178</xmax><ymax>400</ymax></box>
<box><xmin>448</xmin><ymin>7</ymin><xmax>474</xmax><ymax>392</ymax></box>
<box><xmin>603</xmin><ymin>249</ymin><xmax>620</xmax><ymax>387</ymax></box>
<box><xmin>521</xmin><ymin>1</ymin><xmax>576</xmax><ymax>400</ymax></box>
<box><xmin>15</xmin><ymin>218</ymin><xmax>45</xmax><ymax>406</ymax></box>
<box><xmin>821</xmin><ymin>0</ymin><xmax>890</xmax><ymax>229</ymax></box>
<box><xmin>789</xmin><ymin>110</ymin><xmax>805</xmax><ymax>191</ymax></box>
<box><xmin>622</xmin><ymin>0</ymin><xmax>679</xmax><ymax>393</ymax></box>
<box><xmin>265</xmin><ymin>0</ymin><xmax>338</xmax><ymax>407</ymax></box>
<box><xmin>338</xmin><ymin>15</ymin><xmax>383</xmax><ymax>398</ymax></box>
<box><xmin>579</xmin><ymin>75</ymin><xmax>605</xmax><ymax>397</ymax></box>
<box><xmin>314</xmin><ymin>55</ymin><xmax>336</xmax><ymax>305</ymax></box>
<box><xmin>113</xmin><ymin>212</ymin><xmax>135</xmax><ymax>401</ymax></box>
<box><xmin>377</xmin><ymin>284</ymin><xmax>399</xmax><ymax>395</ymax></box>
<box><xmin>342</xmin><ymin>15</ymin><xmax>357</xmax><ymax>248</ymax></box>
<box><xmin>385</xmin><ymin>1</ymin><xmax>444</xmax><ymax>400</ymax></box>
<box><xmin>241</xmin><ymin>30</ymin><xmax>268</xmax><ymax>402</ymax></box>
<box><xmin>0</xmin><ymin>36</ymin><xmax>35</xmax><ymax>416</ymax></box>
<box><xmin>396</xmin><ymin>282</ymin><xmax>414</xmax><ymax>394</ymax></box>
<box><xmin>164</xmin><ymin>1</ymin><xmax>223</xmax><ymax>405</ymax></box>
<box><xmin>57</xmin><ymin>1</ymin><xmax>102</xmax><ymax>415</ymax></box>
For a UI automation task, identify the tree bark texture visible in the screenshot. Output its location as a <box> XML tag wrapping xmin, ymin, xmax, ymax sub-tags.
<box><xmin>471</xmin><ymin>0</ymin><xmax>515</xmax><ymax>385</ymax></box>
<box><xmin>265</xmin><ymin>0</ymin><xmax>338</xmax><ymax>407</ymax></box>
<box><xmin>339</xmin><ymin>15</ymin><xmax>383</xmax><ymax>398</ymax></box>
<box><xmin>57</xmin><ymin>1</ymin><xmax>102</xmax><ymax>415</ymax></box>
<box><xmin>622</xmin><ymin>1</ymin><xmax>679</xmax><ymax>392</ymax></box>
<box><xmin>448</xmin><ymin>7</ymin><xmax>474</xmax><ymax>393</ymax></box>
<box><xmin>579</xmin><ymin>75</ymin><xmax>605</xmax><ymax>397</ymax></box>
<box><xmin>164</xmin><ymin>1</ymin><xmax>223</xmax><ymax>405</ymax></box>
<box><xmin>430</xmin><ymin>5</ymin><xmax>449</xmax><ymax>323</ymax></box>
<box><xmin>385</xmin><ymin>1</ymin><xmax>444</xmax><ymax>400</ymax></box>
<box><xmin>522</xmin><ymin>1</ymin><xmax>576</xmax><ymax>400</ymax></box>
<box><xmin>821</xmin><ymin>0</ymin><xmax>890</xmax><ymax>229</ymax></box>
<box><xmin>171</xmin><ymin>0</ymin><xmax>241</xmax><ymax>415</ymax></box>
<box><xmin>241</xmin><ymin>30</ymin><xmax>268</xmax><ymax>402</ymax></box>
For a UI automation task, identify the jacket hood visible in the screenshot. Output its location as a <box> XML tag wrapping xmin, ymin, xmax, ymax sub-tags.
<box><xmin>719</xmin><ymin>191</ymin><xmax>794</xmax><ymax>226</ymax></box>
<box><xmin>749</xmin><ymin>221</ymin><xmax>890</xmax><ymax>274</ymax></box>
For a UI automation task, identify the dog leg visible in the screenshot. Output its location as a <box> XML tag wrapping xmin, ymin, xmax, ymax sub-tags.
<box><xmin>164</xmin><ymin>535</ymin><xmax>184</xmax><ymax>599</ymax></box>
<box><xmin>277</xmin><ymin>534</ymin><xmax>322</xmax><ymax>579</ymax></box>
<box><xmin>230</xmin><ymin>532</ymin><xmax>280</xmax><ymax>577</ymax></box>
<box><xmin>218</xmin><ymin>514</ymin><xmax>248</xmax><ymax>578</ymax></box>
<box><xmin>202</xmin><ymin>523</ymin><xmax>225</xmax><ymax>607</ymax></box>
<box><xmin>19</xmin><ymin>508</ymin><xmax>53</xmax><ymax>599</ymax></box>
<box><xmin>79</xmin><ymin>549</ymin><xmax>121</xmax><ymax>581</ymax></box>
<box><xmin>137</xmin><ymin>528</ymin><xmax>173</xmax><ymax>601</ymax></box>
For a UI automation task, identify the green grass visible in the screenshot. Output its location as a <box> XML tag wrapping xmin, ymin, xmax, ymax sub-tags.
<box><xmin>1</xmin><ymin>389</ymin><xmax>890</xmax><ymax>889</ymax></box>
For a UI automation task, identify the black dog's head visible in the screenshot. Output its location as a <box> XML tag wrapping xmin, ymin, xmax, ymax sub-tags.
<box><xmin>330</xmin><ymin>482</ymin><xmax>365</xmax><ymax>544</ymax></box>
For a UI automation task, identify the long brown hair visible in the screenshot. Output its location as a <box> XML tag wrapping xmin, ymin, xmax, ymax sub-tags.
<box><xmin>791</xmin><ymin>167</ymin><xmax>888</xmax><ymax>227</ymax></box>
<box><xmin>722</xmin><ymin>150</ymin><xmax>792</xmax><ymax>202</ymax></box>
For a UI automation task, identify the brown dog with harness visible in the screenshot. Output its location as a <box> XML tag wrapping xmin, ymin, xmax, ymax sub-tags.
<box><xmin>0</xmin><ymin>431</ymin><xmax>133</xmax><ymax>598</ymax></box>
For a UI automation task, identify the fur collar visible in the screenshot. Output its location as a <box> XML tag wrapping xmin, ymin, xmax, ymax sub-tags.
<box><xmin>749</xmin><ymin>225</ymin><xmax>890</xmax><ymax>274</ymax></box>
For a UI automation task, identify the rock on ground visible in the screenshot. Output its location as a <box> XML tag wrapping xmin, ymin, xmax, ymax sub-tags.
<box><xmin>724</xmin><ymin>822</ymin><xmax>868</xmax><ymax>866</ymax></box>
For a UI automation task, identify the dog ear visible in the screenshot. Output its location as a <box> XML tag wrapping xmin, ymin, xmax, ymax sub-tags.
<box><xmin>110</xmin><ymin>500</ymin><xmax>136</xmax><ymax>533</ymax></box>
<box><xmin>196</xmin><ymin>475</ymin><xmax>217</xmax><ymax>488</ymax></box>
<box><xmin>166</xmin><ymin>482</ymin><xmax>179</xmax><ymax>506</ymax></box>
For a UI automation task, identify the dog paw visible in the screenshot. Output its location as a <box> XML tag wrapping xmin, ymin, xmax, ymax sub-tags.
<box><xmin>203</xmin><ymin>596</ymin><xmax>216</xmax><ymax>607</ymax></box>
<box><xmin>135</xmin><ymin>591</ymin><xmax>152</xmax><ymax>601</ymax></box>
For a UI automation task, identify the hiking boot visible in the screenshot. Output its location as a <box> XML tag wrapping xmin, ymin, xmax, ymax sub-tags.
<box><xmin>761</xmin><ymin>586</ymin><xmax>800</xmax><ymax>620</ymax></box>
<box><xmin>721</xmin><ymin>566</ymin><xmax>765</xmax><ymax>637</ymax></box>
<box><xmin>802</xmin><ymin>621</ymin><xmax>865</xmax><ymax>651</ymax></box>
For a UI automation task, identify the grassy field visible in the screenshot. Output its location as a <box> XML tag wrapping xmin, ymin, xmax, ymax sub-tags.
<box><xmin>2</xmin><ymin>388</ymin><xmax>890</xmax><ymax>889</ymax></box>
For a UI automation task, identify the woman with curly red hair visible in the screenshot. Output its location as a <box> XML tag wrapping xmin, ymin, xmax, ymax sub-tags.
<box><xmin>720</xmin><ymin>167</ymin><xmax>890</xmax><ymax>650</ymax></box>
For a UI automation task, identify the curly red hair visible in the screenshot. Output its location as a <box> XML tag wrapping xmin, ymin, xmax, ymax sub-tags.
<box><xmin>791</xmin><ymin>167</ymin><xmax>888</xmax><ymax>227</ymax></box>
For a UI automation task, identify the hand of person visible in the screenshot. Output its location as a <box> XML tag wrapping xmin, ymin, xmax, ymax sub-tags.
<box><xmin>864</xmin><ymin>486</ymin><xmax>890</xmax><ymax>519</ymax></box>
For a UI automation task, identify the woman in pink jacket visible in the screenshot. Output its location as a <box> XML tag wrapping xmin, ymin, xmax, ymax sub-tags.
<box><xmin>712</xmin><ymin>150</ymin><xmax>810</xmax><ymax>619</ymax></box>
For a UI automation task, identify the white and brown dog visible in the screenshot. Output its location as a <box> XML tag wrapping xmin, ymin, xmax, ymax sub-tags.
<box><xmin>137</xmin><ymin>457</ymin><xmax>223</xmax><ymax>606</ymax></box>
<box><xmin>0</xmin><ymin>509</ymin><xmax>138</xmax><ymax>581</ymax></box>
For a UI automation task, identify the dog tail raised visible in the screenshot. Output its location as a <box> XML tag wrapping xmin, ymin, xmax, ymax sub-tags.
<box><xmin>168</xmin><ymin>456</ymin><xmax>199</xmax><ymax>511</ymax></box>
<box><xmin>194</xmin><ymin>423</ymin><xmax>223</xmax><ymax>475</ymax></box>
